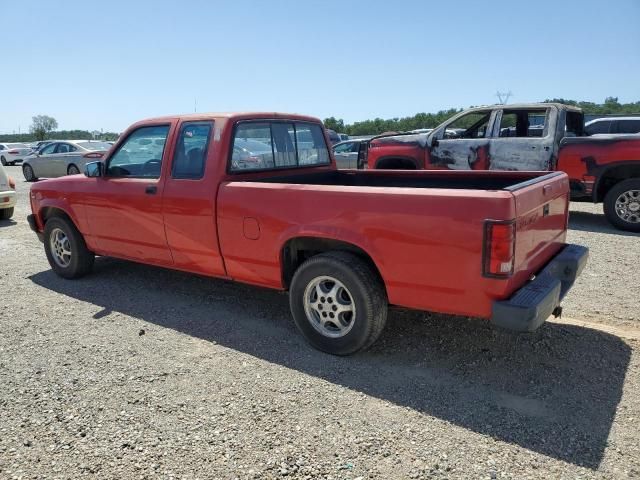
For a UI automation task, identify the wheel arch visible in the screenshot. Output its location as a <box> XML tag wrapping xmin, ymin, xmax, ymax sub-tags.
<box><xmin>374</xmin><ymin>156</ymin><xmax>418</xmax><ymax>170</ymax></box>
<box><xmin>280</xmin><ymin>236</ymin><xmax>385</xmax><ymax>292</ymax></box>
<box><xmin>594</xmin><ymin>161</ymin><xmax>640</xmax><ymax>202</ymax></box>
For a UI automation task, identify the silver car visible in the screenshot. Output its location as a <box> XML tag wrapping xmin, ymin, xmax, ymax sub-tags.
<box><xmin>22</xmin><ymin>140</ymin><xmax>112</xmax><ymax>181</ymax></box>
<box><xmin>332</xmin><ymin>139</ymin><xmax>368</xmax><ymax>169</ymax></box>
<box><xmin>0</xmin><ymin>143</ymin><xmax>32</xmax><ymax>166</ymax></box>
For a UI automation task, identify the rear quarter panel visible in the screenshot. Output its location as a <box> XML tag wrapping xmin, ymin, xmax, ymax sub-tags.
<box><xmin>217</xmin><ymin>182</ymin><xmax>521</xmax><ymax>318</ymax></box>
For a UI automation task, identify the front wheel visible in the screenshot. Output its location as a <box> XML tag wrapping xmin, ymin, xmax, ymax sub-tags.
<box><xmin>23</xmin><ymin>164</ymin><xmax>37</xmax><ymax>182</ymax></box>
<box><xmin>603</xmin><ymin>178</ymin><xmax>640</xmax><ymax>232</ymax></box>
<box><xmin>44</xmin><ymin>217</ymin><xmax>95</xmax><ymax>279</ymax></box>
<box><xmin>0</xmin><ymin>157</ymin><xmax>6</xmax><ymax>166</ymax></box>
<box><xmin>289</xmin><ymin>251</ymin><xmax>387</xmax><ymax>355</ymax></box>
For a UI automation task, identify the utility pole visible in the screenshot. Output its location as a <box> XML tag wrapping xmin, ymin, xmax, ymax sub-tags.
<box><xmin>194</xmin><ymin>98</ymin><xmax>197</xmax><ymax>113</ymax></box>
<box><xmin>496</xmin><ymin>91</ymin><xmax>513</xmax><ymax>104</ymax></box>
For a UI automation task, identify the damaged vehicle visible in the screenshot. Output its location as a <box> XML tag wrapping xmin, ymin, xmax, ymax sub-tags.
<box><xmin>367</xmin><ymin>103</ymin><xmax>640</xmax><ymax>231</ymax></box>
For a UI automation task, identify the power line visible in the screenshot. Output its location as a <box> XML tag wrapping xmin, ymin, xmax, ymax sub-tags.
<box><xmin>496</xmin><ymin>91</ymin><xmax>513</xmax><ymax>104</ymax></box>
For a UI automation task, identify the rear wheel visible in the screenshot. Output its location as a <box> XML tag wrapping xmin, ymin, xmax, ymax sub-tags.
<box><xmin>0</xmin><ymin>207</ymin><xmax>13</xmax><ymax>220</ymax></box>
<box><xmin>44</xmin><ymin>217</ymin><xmax>95</xmax><ymax>279</ymax></box>
<box><xmin>67</xmin><ymin>164</ymin><xmax>80</xmax><ymax>175</ymax></box>
<box><xmin>289</xmin><ymin>251</ymin><xmax>387</xmax><ymax>355</ymax></box>
<box><xmin>23</xmin><ymin>164</ymin><xmax>36</xmax><ymax>182</ymax></box>
<box><xmin>603</xmin><ymin>178</ymin><xmax>640</xmax><ymax>232</ymax></box>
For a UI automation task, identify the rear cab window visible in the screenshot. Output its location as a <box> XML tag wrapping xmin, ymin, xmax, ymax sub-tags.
<box><xmin>229</xmin><ymin>121</ymin><xmax>330</xmax><ymax>172</ymax></box>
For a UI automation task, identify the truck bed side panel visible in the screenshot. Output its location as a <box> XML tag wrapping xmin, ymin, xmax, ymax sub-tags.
<box><xmin>217</xmin><ymin>183</ymin><xmax>518</xmax><ymax>318</ymax></box>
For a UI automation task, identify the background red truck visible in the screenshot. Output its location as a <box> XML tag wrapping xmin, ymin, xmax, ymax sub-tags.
<box><xmin>366</xmin><ymin>103</ymin><xmax>640</xmax><ymax>231</ymax></box>
<box><xmin>28</xmin><ymin>112</ymin><xmax>587</xmax><ymax>355</ymax></box>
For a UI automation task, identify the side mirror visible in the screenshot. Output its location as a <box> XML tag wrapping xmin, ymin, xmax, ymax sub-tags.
<box><xmin>84</xmin><ymin>161</ymin><xmax>104</xmax><ymax>178</ymax></box>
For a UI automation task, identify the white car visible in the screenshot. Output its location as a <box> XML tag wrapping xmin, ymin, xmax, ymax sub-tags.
<box><xmin>585</xmin><ymin>117</ymin><xmax>640</xmax><ymax>136</ymax></box>
<box><xmin>22</xmin><ymin>140</ymin><xmax>112</xmax><ymax>181</ymax></box>
<box><xmin>0</xmin><ymin>143</ymin><xmax>32</xmax><ymax>166</ymax></box>
<box><xmin>0</xmin><ymin>162</ymin><xmax>16</xmax><ymax>220</ymax></box>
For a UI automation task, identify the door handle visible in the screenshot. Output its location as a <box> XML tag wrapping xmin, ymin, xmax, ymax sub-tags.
<box><xmin>145</xmin><ymin>185</ymin><xmax>157</xmax><ymax>195</ymax></box>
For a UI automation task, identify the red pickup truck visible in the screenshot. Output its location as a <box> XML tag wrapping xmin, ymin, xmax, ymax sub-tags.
<box><xmin>367</xmin><ymin>103</ymin><xmax>640</xmax><ymax>231</ymax></box>
<box><xmin>27</xmin><ymin>112</ymin><xmax>588</xmax><ymax>355</ymax></box>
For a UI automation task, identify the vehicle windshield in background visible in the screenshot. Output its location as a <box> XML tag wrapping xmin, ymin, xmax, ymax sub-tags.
<box><xmin>77</xmin><ymin>141</ymin><xmax>113</xmax><ymax>151</ymax></box>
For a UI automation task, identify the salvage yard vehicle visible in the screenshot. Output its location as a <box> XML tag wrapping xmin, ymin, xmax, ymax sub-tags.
<box><xmin>22</xmin><ymin>140</ymin><xmax>112</xmax><ymax>181</ymax></box>
<box><xmin>27</xmin><ymin>112</ymin><xmax>588</xmax><ymax>355</ymax></box>
<box><xmin>0</xmin><ymin>143</ymin><xmax>32</xmax><ymax>166</ymax></box>
<box><xmin>367</xmin><ymin>103</ymin><xmax>640</xmax><ymax>231</ymax></box>
<box><xmin>0</xmin><ymin>163</ymin><xmax>16</xmax><ymax>219</ymax></box>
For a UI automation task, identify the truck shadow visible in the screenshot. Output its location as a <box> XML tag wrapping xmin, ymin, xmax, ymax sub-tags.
<box><xmin>30</xmin><ymin>258</ymin><xmax>631</xmax><ymax>470</ymax></box>
<box><xmin>569</xmin><ymin>210</ymin><xmax>640</xmax><ymax>236</ymax></box>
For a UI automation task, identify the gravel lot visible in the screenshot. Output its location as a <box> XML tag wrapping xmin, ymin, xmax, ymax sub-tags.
<box><xmin>1</xmin><ymin>165</ymin><xmax>639</xmax><ymax>479</ymax></box>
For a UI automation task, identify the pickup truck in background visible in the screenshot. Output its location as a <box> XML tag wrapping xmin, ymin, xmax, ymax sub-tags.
<box><xmin>367</xmin><ymin>103</ymin><xmax>640</xmax><ymax>231</ymax></box>
<box><xmin>28</xmin><ymin>112</ymin><xmax>587</xmax><ymax>355</ymax></box>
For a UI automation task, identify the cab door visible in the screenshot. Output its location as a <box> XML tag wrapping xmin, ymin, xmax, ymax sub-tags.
<box><xmin>84</xmin><ymin>124</ymin><xmax>175</xmax><ymax>265</ymax></box>
<box><xmin>428</xmin><ymin>109</ymin><xmax>496</xmax><ymax>170</ymax></box>
<box><xmin>488</xmin><ymin>108</ymin><xmax>556</xmax><ymax>171</ymax></box>
<box><xmin>161</xmin><ymin>120</ymin><xmax>226</xmax><ymax>276</ymax></box>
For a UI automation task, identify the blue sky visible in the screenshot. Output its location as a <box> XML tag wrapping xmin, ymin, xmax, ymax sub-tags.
<box><xmin>1</xmin><ymin>0</ymin><xmax>639</xmax><ymax>133</ymax></box>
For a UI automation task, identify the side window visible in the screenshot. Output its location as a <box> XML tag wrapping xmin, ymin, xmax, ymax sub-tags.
<box><xmin>41</xmin><ymin>143</ymin><xmax>57</xmax><ymax>155</ymax></box>
<box><xmin>294</xmin><ymin>123</ymin><xmax>330</xmax><ymax>165</ymax></box>
<box><xmin>498</xmin><ymin>110</ymin><xmax>547</xmax><ymax>137</ymax></box>
<box><xmin>444</xmin><ymin>112</ymin><xmax>492</xmax><ymax>139</ymax></box>
<box><xmin>0</xmin><ymin>145</ymin><xmax>5</xmax><ymax>151</ymax></box>
<box><xmin>231</xmin><ymin>123</ymin><xmax>275</xmax><ymax>170</ymax></box>
<box><xmin>172</xmin><ymin>122</ymin><xmax>212</xmax><ymax>179</ymax></box>
<box><xmin>229</xmin><ymin>121</ymin><xmax>329</xmax><ymax>171</ymax></box>
<box><xmin>107</xmin><ymin>125</ymin><xmax>170</xmax><ymax>178</ymax></box>
<box><xmin>617</xmin><ymin>120</ymin><xmax>640</xmax><ymax>134</ymax></box>
<box><xmin>334</xmin><ymin>142</ymin><xmax>353</xmax><ymax>153</ymax></box>
<box><xmin>56</xmin><ymin>143</ymin><xmax>76</xmax><ymax>153</ymax></box>
<box><xmin>585</xmin><ymin>120</ymin><xmax>610</xmax><ymax>135</ymax></box>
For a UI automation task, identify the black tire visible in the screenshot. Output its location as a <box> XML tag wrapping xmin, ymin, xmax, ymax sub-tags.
<box><xmin>23</xmin><ymin>164</ymin><xmax>36</xmax><ymax>182</ymax></box>
<box><xmin>43</xmin><ymin>217</ymin><xmax>95</xmax><ymax>279</ymax></box>
<box><xmin>603</xmin><ymin>178</ymin><xmax>640</xmax><ymax>232</ymax></box>
<box><xmin>0</xmin><ymin>207</ymin><xmax>13</xmax><ymax>220</ymax></box>
<box><xmin>0</xmin><ymin>157</ymin><xmax>6</xmax><ymax>166</ymax></box>
<box><xmin>289</xmin><ymin>251</ymin><xmax>387</xmax><ymax>355</ymax></box>
<box><xmin>67</xmin><ymin>164</ymin><xmax>80</xmax><ymax>175</ymax></box>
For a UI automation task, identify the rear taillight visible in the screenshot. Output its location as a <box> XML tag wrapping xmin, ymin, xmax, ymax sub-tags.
<box><xmin>7</xmin><ymin>150</ymin><xmax>19</xmax><ymax>154</ymax></box>
<box><xmin>483</xmin><ymin>220</ymin><xmax>515</xmax><ymax>278</ymax></box>
<box><xmin>8</xmin><ymin>176</ymin><xmax>15</xmax><ymax>189</ymax></box>
<box><xmin>83</xmin><ymin>152</ymin><xmax>104</xmax><ymax>159</ymax></box>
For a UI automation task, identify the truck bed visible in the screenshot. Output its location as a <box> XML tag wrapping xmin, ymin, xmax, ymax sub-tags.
<box><xmin>218</xmin><ymin>170</ymin><xmax>570</xmax><ymax>319</ymax></box>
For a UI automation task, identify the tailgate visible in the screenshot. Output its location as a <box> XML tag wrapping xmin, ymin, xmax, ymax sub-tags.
<box><xmin>507</xmin><ymin>172</ymin><xmax>570</xmax><ymax>291</ymax></box>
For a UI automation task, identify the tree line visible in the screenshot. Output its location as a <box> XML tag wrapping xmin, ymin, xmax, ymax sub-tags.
<box><xmin>324</xmin><ymin>97</ymin><xmax>640</xmax><ymax>136</ymax></box>
<box><xmin>3</xmin><ymin>98</ymin><xmax>639</xmax><ymax>142</ymax></box>
<box><xmin>0</xmin><ymin>115</ymin><xmax>119</xmax><ymax>143</ymax></box>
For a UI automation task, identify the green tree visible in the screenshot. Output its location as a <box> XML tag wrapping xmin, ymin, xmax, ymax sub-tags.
<box><xmin>29</xmin><ymin>115</ymin><xmax>58</xmax><ymax>141</ymax></box>
<box><xmin>323</xmin><ymin>117</ymin><xmax>345</xmax><ymax>132</ymax></box>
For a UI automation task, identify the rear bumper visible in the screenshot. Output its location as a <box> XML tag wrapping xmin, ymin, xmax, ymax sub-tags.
<box><xmin>27</xmin><ymin>214</ymin><xmax>44</xmax><ymax>242</ymax></box>
<box><xmin>491</xmin><ymin>244</ymin><xmax>589</xmax><ymax>332</ymax></box>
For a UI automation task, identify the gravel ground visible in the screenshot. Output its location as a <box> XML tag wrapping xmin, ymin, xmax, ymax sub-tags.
<box><xmin>1</xmin><ymin>165</ymin><xmax>639</xmax><ymax>479</ymax></box>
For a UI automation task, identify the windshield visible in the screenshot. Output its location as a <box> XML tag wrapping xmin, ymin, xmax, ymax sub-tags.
<box><xmin>77</xmin><ymin>141</ymin><xmax>113</xmax><ymax>151</ymax></box>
